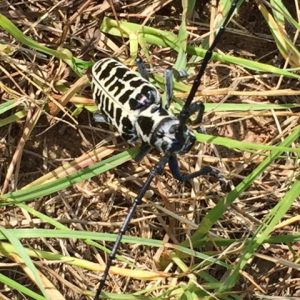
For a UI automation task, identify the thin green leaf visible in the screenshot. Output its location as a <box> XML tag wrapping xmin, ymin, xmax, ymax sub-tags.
<box><xmin>0</xmin><ymin>110</ymin><xmax>27</xmax><ymax>127</ymax></box>
<box><xmin>0</xmin><ymin>100</ymin><xmax>20</xmax><ymax>114</ymax></box>
<box><xmin>0</xmin><ymin>228</ymin><xmax>47</xmax><ymax>298</ymax></box>
<box><xmin>0</xmin><ymin>273</ymin><xmax>44</xmax><ymax>300</ymax></box>
<box><xmin>100</xmin><ymin>17</ymin><xmax>300</xmax><ymax>79</ymax></box>
<box><xmin>258</xmin><ymin>1</ymin><xmax>300</xmax><ymax>67</ymax></box>
<box><xmin>219</xmin><ymin>176</ymin><xmax>300</xmax><ymax>291</ymax></box>
<box><xmin>271</xmin><ymin>0</ymin><xmax>300</xmax><ymax>31</ymax></box>
<box><xmin>195</xmin><ymin>128</ymin><xmax>300</xmax><ymax>154</ymax></box>
<box><xmin>0</xmin><ymin>230</ymin><xmax>227</xmax><ymax>268</ymax></box>
<box><xmin>1</xmin><ymin>149</ymin><xmax>136</xmax><ymax>204</ymax></box>
<box><xmin>185</xmin><ymin>124</ymin><xmax>300</xmax><ymax>247</ymax></box>
<box><xmin>0</xmin><ymin>13</ymin><xmax>92</xmax><ymax>75</ymax></box>
<box><xmin>0</xmin><ymin>13</ymin><xmax>69</xmax><ymax>59</ymax></box>
<box><xmin>173</xmin><ymin>0</ymin><xmax>188</xmax><ymax>71</ymax></box>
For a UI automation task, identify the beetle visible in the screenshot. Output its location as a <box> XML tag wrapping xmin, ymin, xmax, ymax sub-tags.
<box><xmin>90</xmin><ymin>1</ymin><xmax>239</xmax><ymax>299</ymax></box>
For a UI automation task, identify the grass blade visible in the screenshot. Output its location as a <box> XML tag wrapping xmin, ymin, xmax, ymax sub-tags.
<box><xmin>1</xmin><ymin>149</ymin><xmax>135</xmax><ymax>204</ymax></box>
<box><xmin>185</xmin><ymin>125</ymin><xmax>300</xmax><ymax>246</ymax></box>
<box><xmin>218</xmin><ymin>175</ymin><xmax>300</xmax><ymax>291</ymax></box>
<box><xmin>0</xmin><ymin>228</ymin><xmax>47</xmax><ymax>298</ymax></box>
<box><xmin>100</xmin><ymin>17</ymin><xmax>300</xmax><ymax>79</ymax></box>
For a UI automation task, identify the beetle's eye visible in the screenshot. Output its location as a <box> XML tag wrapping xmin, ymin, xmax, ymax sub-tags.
<box><xmin>147</xmin><ymin>90</ymin><xmax>155</xmax><ymax>100</ymax></box>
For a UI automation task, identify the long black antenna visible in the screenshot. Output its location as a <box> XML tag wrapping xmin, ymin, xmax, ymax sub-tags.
<box><xmin>94</xmin><ymin>155</ymin><xmax>170</xmax><ymax>300</ymax></box>
<box><xmin>179</xmin><ymin>0</ymin><xmax>239</xmax><ymax>125</ymax></box>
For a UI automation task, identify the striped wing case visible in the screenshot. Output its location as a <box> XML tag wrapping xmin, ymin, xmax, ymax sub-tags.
<box><xmin>91</xmin><ymin>58</ymin><xmax>161</xmax><ymax>142</ymax></box>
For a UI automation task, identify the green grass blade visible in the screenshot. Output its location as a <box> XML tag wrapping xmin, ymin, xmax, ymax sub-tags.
<box><xmin>100</xmin><ymin>17</ymin><xmax>300</xmax><ymax>79</ymax></box>
<box><xmin>0</xmin><ymin>100</ymin><xmax>20</xmax><ymax>114</ymax></box>
<box><xmin>0</xmin><ymin>229</ymin><xmax>226</xmax><ymax>268</ymax></box>
<box><xmin>195</xmin><ymin>129</ymin><xmax>300</xmax><ymax>154</ymax></box>
<box><xmin>0</xmin><ymin>273</ymin><xmax>44</xmax><ymax>300</ymax></box>
<box><xmin>0</xmin><ymin>13</ymin><xmax>92</xmax><ymax>75</ymax></box>
<box><xmin>94</xmin><ymin>293</ymin><xmax>151</xmax><ymax>300</ymax></box>
<box><xmin>189</xmin><ymin>44</ymin><xmax>299</xmax><ymax>77</ymax></box>
<box><xmin>218</xmin><ymin>176</ymin><xmax>300</xmax><ymax>292</ymax></box>
<box><xmin>1</xmin><ymin>149</ymin><xmax>135</xmax><ymax>204</ymax></box>
<box><xmin>203</xmin><ymin>103</ymin><xmax>300</xmax><ymax>112</ymax></box>
<box><xmin>0</xmin><ymin>229</ymin><xmax>229</xmax><ymax>300</ymax></box>
<box><xmin>271</xmin><ymin>0</ymin><xmax>300</xmax><ymax>31</ymax></box>
<box><xmin>0</xmin><ymin>228</ymin><xmax>47</xmax><ymax>298</ymax></box>
<box><xmin>0</xmin><ymin>229</ymin><xmax>298</xmax><ymax>250</ymax></box>
<box><xmin>185</xmin><ymin>124</ymin><xmax>300</xmax><ymax>247</ymax></box>
<box><xmin>0</xmin><ymin>229</ymin><xmax>298</xmax><ymax>261</ymax></box>
<box><xmin>173</xmin><ymin>0</ymin><xmax>190</xmax><ymax>72</ymax></box>
<box><xmin>0</xmin><ymin>13</ymin><xmax>69</xmax><ymax>59</ymax></box>
<box><xmin>258</xmin><ymin>1</ymin><xmax>300</xmax><ymax>67</ymax></box>
<box><xmin>0</xmin><ymin>110</ymin><xmax>27</xmax><ymax>127</ymax></box>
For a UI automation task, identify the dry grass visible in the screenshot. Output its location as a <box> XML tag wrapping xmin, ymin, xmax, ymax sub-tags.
<box><xmin>0</xmin><ymin>1</ymin><xmax>300</xmax><ymax>299</ymax></box>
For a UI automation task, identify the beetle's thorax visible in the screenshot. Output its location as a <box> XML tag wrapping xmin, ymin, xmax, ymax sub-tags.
<box><xmin>136</xmin><ymin>104</ymin><xmax>196</xmax><ymax>154</ymax></box>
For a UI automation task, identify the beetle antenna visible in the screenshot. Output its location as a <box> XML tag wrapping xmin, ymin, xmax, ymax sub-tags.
<box><xmin>94</xmin><ymin>154</ymin><xmax>170</xmax><ymax>300</ymax></box>
<box><xmin>179</xmin><ymin>0</ymin><xmax>239</xmax><ymax>126</ymax></box>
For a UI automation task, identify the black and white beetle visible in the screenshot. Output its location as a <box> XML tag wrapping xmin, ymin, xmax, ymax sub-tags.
<box><xmin>90</xmin><ymin>1</ymin><xmax>239</xmax><ymax>299</ymax></box>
